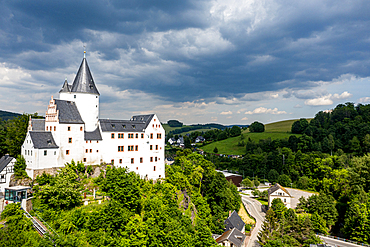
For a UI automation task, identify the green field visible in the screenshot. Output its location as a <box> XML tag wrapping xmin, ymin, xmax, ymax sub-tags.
<box><xmin>200</xmin><ymin>119</ymin><xmax>302</xmax><ymax>155</ymax></box>
<box><xmin>162</xmin><ymin>124</ymin><xmax>191</xmax><ymax>133</ymax></box>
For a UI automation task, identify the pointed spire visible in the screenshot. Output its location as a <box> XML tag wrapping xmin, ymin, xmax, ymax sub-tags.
<box><xmin>59</xmin><ymin>78</ymin><xmax>70</xmax><ymax>93</ymax></box>
<box><xmin>70</xmin><ymin>56</ymin><xmax>100</xmax><ymax>95</ymax></box>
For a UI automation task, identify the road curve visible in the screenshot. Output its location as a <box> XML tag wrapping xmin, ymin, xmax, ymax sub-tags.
<box><xmin>241</xmin><ymin>195</ymin><xmax>265</xmax><ymax>247</ymax></box>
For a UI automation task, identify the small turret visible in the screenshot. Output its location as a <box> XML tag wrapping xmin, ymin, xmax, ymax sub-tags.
<box><xmin>59</xmin><ymin>78</ymin><xmax>70</xmax><ymax>93</ymax></box>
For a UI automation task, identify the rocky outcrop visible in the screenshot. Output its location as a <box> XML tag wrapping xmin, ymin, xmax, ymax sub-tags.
<box><xmin>9</xmin><ymin>174</ymin><xmax>32</xmax><ymax>187</ymax></box>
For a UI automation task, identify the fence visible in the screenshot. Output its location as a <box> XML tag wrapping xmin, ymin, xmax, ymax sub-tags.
<box><xmin>317</xmin><ymin>233</ymin><xmax>370</xmax><ymax>246</ymax></box>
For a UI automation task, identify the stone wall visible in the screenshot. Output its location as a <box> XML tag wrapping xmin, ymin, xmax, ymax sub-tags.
<box><xmin>9</xmin><ymin>175</ymin><xmax>32</xmax><ymax>187</ymax></box>
<box><xmin>32</xmin><ymin>167</ymin><xmax>60</xmax><ymax>179</ymax></box>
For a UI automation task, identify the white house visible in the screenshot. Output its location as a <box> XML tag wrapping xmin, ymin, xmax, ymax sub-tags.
<box><xmin>0</xmin><ymin>155</ymin><xmax>15</xmax><ymax>195</ymax></box>
<box><xmin>22</xmin><ymin>53</ymin><xmax>165</xmax><ymax>180</ymax></box>
<box><xmin>267</xmin><ymin>183</ymin><xmax>292</xmax><ymax>208</ymax></box>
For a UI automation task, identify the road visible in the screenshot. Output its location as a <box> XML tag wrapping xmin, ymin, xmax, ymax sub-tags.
<box><xmin>320</xmin><ymin>236</ymin><xmax>366</xmax><ymax>247</ymax></box>
<box><xmin>240</xmin><ymin>194</ymin><xmax>364</xmax><ymax>247</ymax></box>
<box><xmin>241</xmin><ymin>195</ymin><xmax>265</xmax><ymax>247</ymax></box>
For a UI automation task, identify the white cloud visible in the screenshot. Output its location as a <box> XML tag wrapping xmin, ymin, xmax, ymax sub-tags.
<box><xmin>305</xmin><ymin>95</ymin><xmax>333</xmax><ymax>106</ymax></box>
<box><xmin>241</xmin><ymin>117</ymin><xmax>248</xmax><ymax>120</ymax></box>
<box><xmin>305</xmin><ymin>91</ymin><xmax>352</xmax><ymax>106</ymax></box>
<box><xmin>294</xmin><ymin>104</ymin><xmax>302</xmax><ymax>108</ymax></box>
<box><xmin>359</xmin><ymin>97</ymin><xmax>370</xmax><ymax>103</ymax></box>
<box><xmin>245</xmin><ymin>107</ymin><xmax>287</xmax><ymax>115</ymax></box>
<box><xmin>220</xmin><ymin>111</ymin><xmax>232</xmax><ymax>115</ymax></box>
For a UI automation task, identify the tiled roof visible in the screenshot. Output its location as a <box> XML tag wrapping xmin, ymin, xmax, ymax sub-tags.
<box><xmin>131</xmin><ymin>114</ymin><xmax>154</xmax><ymax>128</ymax></box>
<box><xmin>225</xmin><ymin>210</ymin><xmax>245</xmax><ymax>232</ymax></box>
<box><xmin>268</xmin><ymin>183</ymin><xmax>292</xmax><ymax>197</ymax></box>
<box><xmin>216</xmin><ymin>228</ymin><xmax>246</xmax><ymax>247</ymax></box>
<box><xmin>29</xmin><ymin>132</ymin><xmax>59</xmax><ymax>149</ymax></box>
<box><xmin>31</xmin><ymin>119</ymin><xmax>45</xmax><ymax>131</ymax></box>
<box><xmin>99</xmin><ymin>119</ymin><xmax>146</xmax><ymax>132</ymax></box>
<box><xmin>84</xmin><ymin>127</ymin><xmax>102</xmax><ymax>140</ymax></box>
<box><xmin>59</xmin><ymin>79</ymin><xmax>71</xmax><ymax>93</ymax></box>
<box><xmin>0</xmin><ymin>155</ymin><xmax>15</xmax><ymax>173</ymax></box>
<box><xmin>54</xmin><ymin>99</ymin><xmax>84</xmax><ymax>124</ymax></box>
<box><xmin>71</xmin><ymin>58</ymin><xmax>100</xmax><ymax>95</ymax></box>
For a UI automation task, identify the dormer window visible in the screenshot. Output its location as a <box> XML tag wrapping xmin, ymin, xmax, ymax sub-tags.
<box><xmin>122</xmin><ymin>125</ymin><xmax>126</xmax><ymax>129</ymax></box>
<box><xmin>74</xmin><ymin>95</ymin><xmax>76</xmax><ymax>99</ymax></box>
<box><xmin>111</xmin><ymin>124</ymin><xmax>116</xmax><ymax>129</ymax></box>
<box><xmin>132</xmin><ymin>125</ymin><xmax>136</xmax><ymax>129</ymax></box>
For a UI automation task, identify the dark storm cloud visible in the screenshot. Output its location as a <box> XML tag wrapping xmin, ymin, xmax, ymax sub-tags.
<box><xmin>1</xmin><ymin>0</ymin><xmax>370</xmax><ymax>104</ymax></box>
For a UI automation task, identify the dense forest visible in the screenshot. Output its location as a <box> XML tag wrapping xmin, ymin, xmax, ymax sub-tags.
<box><xmin>0</xmin><ymin>151</ymin><xmax>240</xmax><ymax>246</ymax></box>
<box><xmin>207</xmin><ymin>102</ymin><xmax>370</xmax><ymax>243</ymax></box>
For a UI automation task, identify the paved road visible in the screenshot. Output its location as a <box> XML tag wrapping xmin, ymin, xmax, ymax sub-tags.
<box><xmin>241</xmin><ymin>195</ymin><xmax>265</xmax><ymax>247</ymax></box>
<box><xmin>320</xmin><ymin>236</ymin><xmax>366</xmax><ymax>247</ymax></box>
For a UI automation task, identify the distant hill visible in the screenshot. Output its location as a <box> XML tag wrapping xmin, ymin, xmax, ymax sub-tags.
<box><xmin>0</xmin><ymin>110</ymin><xmax>22</xmax><ymax>121</ymax></box>
<box><xmin>200</xmin><ymin>119</ymin><xmax>301</xmax><ymax>155</ymax></box>
<box><xmin>162</xmin><ymin>123</ymin><xmax>249</xmax><ymax>135</ymax></box>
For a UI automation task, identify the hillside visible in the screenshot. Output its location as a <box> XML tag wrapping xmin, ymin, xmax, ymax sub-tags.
<box><xmin>0</xmin><ymin>110</ymin><xmax>21</xmax><ymax>121</ymax></box>
<box><xmin>201</xmin><ymin>119</ymin><xmax>301</xmax><ymax>155</ymax></box>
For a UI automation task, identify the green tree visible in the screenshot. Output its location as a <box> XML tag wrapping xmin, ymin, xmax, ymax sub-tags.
<box><xmin>241</xmin><ymin>178</ymin><xmax>253</xmax><ymax>188</ymax></box>
<box><xmin>277</xmin><ymin>174</ymin><xmax>292</xmax><ymax>187</ymax></box>
<box><xmin>249</xmin><ymin>121</ymin><xmax>265</xmax><ymax>133</ymax></box>
<box><xmin>184</xmin><ymin>136</ymin><xmax>192</xmax><ymax>149</ymax></box>
<box><xmin>213</xmin><ymin>147</ymin><xmax>218</xmax><ymax>154</ymax></box>
<box><xmin>271</xmin><ymin>198</ymin><xmax>287</xmax><ymax>219</ymax></box>
<box><xmin>13</xmin><ymin>155</ymin><xmax>27</xmax><ymax>178</ymax></box>
<box><xmin>230</xmin><ymin>126</ymin><xmax>242</xmax><ymax>137</ymax></box>
<box><xmin>268</xmin><ymin>169</ymin><xmax>279</xmax><ymax>184</ymax></box>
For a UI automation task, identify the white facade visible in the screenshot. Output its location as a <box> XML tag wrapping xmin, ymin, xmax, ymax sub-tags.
<box><xmin>22</xmin><ymin>55</ymin><xmax>165</xmax><ymax>180</ymax></box>
<box><xmin>268</xmin><ymin>184</ymin><xmax>292</xmax><ymax>209</ymax></box>
<box><xmin>0</xmin><ymin>156</ymin><xmax>15</xmax><ymax>195</ymax></box>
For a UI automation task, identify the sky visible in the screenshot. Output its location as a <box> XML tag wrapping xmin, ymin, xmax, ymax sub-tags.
<box><xmin>0</xmin><ymin>0</ymin><xmax>370</xmax><ymax>125</ymax></box>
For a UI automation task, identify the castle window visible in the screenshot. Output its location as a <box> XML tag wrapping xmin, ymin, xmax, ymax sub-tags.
<box><xmin>136</xmin><ymin>167</ymin><xmax>138</xmax><ymax>170</ymax></box>
<box><xmin>140</xmin><ymin>157</ymin><xmax>143</xmax><ymax>163</ymax></box>
<box><xmin>54</xmin><ymin>126</ymin><xmax>56</xmax><ymax>131</ymax></box>
<box><xmin>44</xmin><ymin>150</ymin><xmax>47</xmax><ymax>156</ymax></box>
<box><xmin>90</xmin><ymin>140</ymin><xmax>91</xmax><ymax>143</ymax></box>
<box><xmin>54</xmin><ymin>151</ymin><xmax>56</xmax><ymax>155</ymax></box>
<box><xmin>66</xmin><ymin>150</ymin><xmax>69</xmax><ymax>155</ymax></box>
<box><xmin>136</xmin><ymin>133</ymin><xmax>138</xmax><ymax>138</ymax></box>
<box><xmin>150</xmin><ymin>145</ymin><xmax>153</xmax><ymax>150</ymax></box>
<box><xmin>159</xmin><ymin>175</ymin><xmax>161</xmax><ymax>178</ymax></box>
<box><xmin>135</xmin><ymin>145</ymin><xmax>138</xmax><ymax>151</ymax></box>
<box><xmin>141</xmin><ymin>133</ymin><xmax>144</xmax><ymax>138</ymax></box>
<box><xmin>68</xmin><ymin>126</ymin><xmax>71</xmax><ymax>131</ymax></box>
<box><xmin>154</xmin><ymin>166</ymin><xmax>156</xmax><ymax>171</ymax></box>
<box><xmin>85</xmin><ymin>149</ymin><xmax>88</xmax><ymax>153</ymax></box>
<box><xmin>74</xmin><ymin>95</ymin><xmax>76</xmax><ymax>98</ymax></box>
<box><xmin>46</xmin><ymin>126</ymin><xmax>48</xmax><ymax>131</ymax></box>
<box><xmin>80</xmin><ymin>127</ymin><xmax>83</xmax><ymax>131</ymax></box>
<box><xmin>150</xmin><ymin>133</ymin><xmax>153</xmax><ymax>139</ymax></box>
<box><xmin>119</xmin><ymin>159</ymin><xmax>122</xmax><ymax>164</ymax></box>
<box><xmin>118</xmin><ymin>146</ymin><xmax>124</xmax><ymax>152</ymax></box>
<box><xmin>155</xmin><ymin>145</ymin><xmax>158</xmax><ymax>150</ymax></box>
<box><xmin>83</xmin><ymin>158</ymin><xmax>86</xmax><ymax>162</ymax></box>
<box><xmin>97</xmin><ymin>141</ymin><xmax>99</xmax><ymax>143</ymax></box>
<box><xmin>31</xmin><ymin>151</ymin><xmax>32</xmax><ymax>156</ymax></box>
<box><xmin>157</xmin><ymin>134</ymin><xmax>162</xmax><ymax>139</ymax></box>
<box><xmin>131</xmin><ymin>158</ymin><xmax>134</xmax><ymax>164</ymax></box>
<box><xmin>96</xmin><ymin>150</ymin><xmax>99</xmax><ymax>153</ymax></box>
<box><xmin>68</xmin><ymin>138</ymin><xmax>72</xmax><ymax>143</ymax></box>
<box><xmin>155</xmin><ymin>157</ymin><xmax>157</xmax><ymax>162</ymax></box>
<box><xmin>111</xmin><ymin>159</ymin><xmax>114</xmax><ymax>164</ymax></box>
<box><xmin>152</xmin><ymin>124</ymin><xmax>154</xmax><ymax>127</ymax></box>
<box><xmin>150</xmin><ymin>157</ymin><xmax>153</xmax><ymax>162</ymax></box>
<box><xmin>90</xmin><ymin>149</ymin><xmax>92</xmax><ymax>153</ymax></box>
<box><xmin>111</xmin><ymin>133</ymin><xmax>115</xmax><ymax>139</ymax></box>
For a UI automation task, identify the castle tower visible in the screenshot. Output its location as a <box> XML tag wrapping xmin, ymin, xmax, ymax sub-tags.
<box><xmin>59</xmin><ymin>52</ymin><xmax>100</xmax><ymax>131</ymax></box>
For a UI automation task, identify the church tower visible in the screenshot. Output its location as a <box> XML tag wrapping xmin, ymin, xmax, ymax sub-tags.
<box><xmin>59</xmin><ymin>52</ymin><xmax>100</xmax><ymax>131</ymax></box>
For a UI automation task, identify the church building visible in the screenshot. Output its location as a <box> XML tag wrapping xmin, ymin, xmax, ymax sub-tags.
<box><xmin>22</xmin><ymin>53</ymin><xmax>165</xmax><ymax>180</ymax></box>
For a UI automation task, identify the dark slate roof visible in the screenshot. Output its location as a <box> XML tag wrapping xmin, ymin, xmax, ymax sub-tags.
<box><xmin>216</xmin><ymin>228</ymin><xmax>246</xmax><ymax>247</ymax></box>
<box><xmin>268</xmin><ymin>183</ymin><xmax>291</xmax><ymax>197</ymax></box>
<box><xmin>84</xmin><ymin>127</ymin><xmax>102</xmax><ymax>140</ymax></box>
<box><xmin>225</xmin><ymin>210</ymin><xmax>245</xmax><ymax>232</ymax></box>
<box><xmin>131</xmin><ymin>114</ymin><xmax>154</xmax><ymax>128</ymax></box>
<box><xmin>0</xmin><ymin>155</ymin><xmax>15</xmax><ymax>173</ymax></box>
<box><xmin>54</xmin><ymin>99</ymin><xmax>84</xmax><ymax>124</ymax></box>
<box><xmin>99</xmin><ymin>119</ymin><xmax>146</xmax><ymax>132</ymax></box>
<box><xmin>71</xmin><ymin>58</ymin><xmax>100</xmax><ymax>95</ymax></box>
<box><xmin>31</xmin><ymin>119</ymin><xmax>45</xmax><ymax>131</ymax></box>
<box><xmin>29</xmin><ymin>132</ymin><xmax>59</xmax><ymax>149</ymax></box>
<box><xmin>59</xmin><ymin>79</ymin><xmax>71</xmax><ymax>93</ymax></box>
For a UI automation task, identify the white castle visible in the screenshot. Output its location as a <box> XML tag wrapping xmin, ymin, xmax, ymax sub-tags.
<box><xmin>22</xmin><ymin>53</ymin><xmax>165</xmax><ymax>180</ymax></box>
